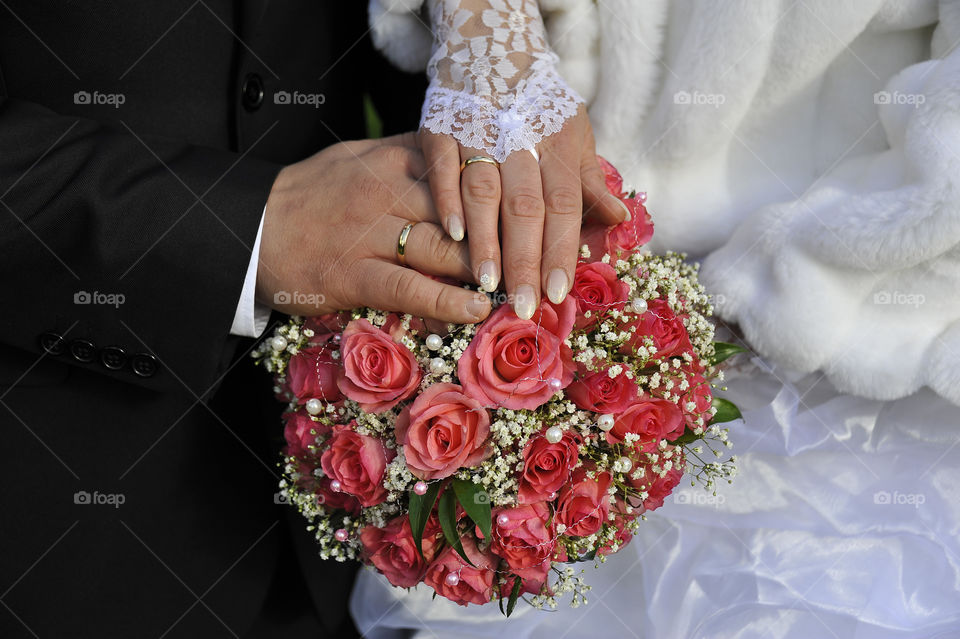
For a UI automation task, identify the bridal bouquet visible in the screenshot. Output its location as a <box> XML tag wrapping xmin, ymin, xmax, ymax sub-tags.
<box><xmin>253</xmin><ymin>159</ymin><xmax>741</xmax><ymax>613</ymax></box>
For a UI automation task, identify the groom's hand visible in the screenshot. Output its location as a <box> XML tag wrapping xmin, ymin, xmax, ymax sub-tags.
<box><xmin>256</xmin><ymin>133</ymin><xmax>492</xmax><ymax>324</ymax></box>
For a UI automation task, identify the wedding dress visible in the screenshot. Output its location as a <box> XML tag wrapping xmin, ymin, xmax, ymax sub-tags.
<box><xmin>356</xmin><ymin>1</ymin><xmax>960</xmax><ymax>636</ymax></box>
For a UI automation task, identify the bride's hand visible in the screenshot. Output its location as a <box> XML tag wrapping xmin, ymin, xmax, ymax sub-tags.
<box><xmin>420</xmin><ymin>108</ymin><xmax>628</xmax><ymax>319</ymax></box>
<box><xmin>257</xmin><ymin>133</ymin><xmax>491</xmax><ymax>324</ymax></box>
<box><xmin>414</xmin><ymin>0</ymin><xmax>627</xmax><ymax>319</ymax></box>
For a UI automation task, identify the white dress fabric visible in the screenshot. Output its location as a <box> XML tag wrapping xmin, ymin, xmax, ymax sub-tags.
<box><xmin>351</xmin><ymin>358</ymin><xmax>960</xmax><ymax>638</ymax></box>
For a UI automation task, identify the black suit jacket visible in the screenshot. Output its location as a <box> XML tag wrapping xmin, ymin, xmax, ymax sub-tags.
<box><xmin>0</xmin><ymin>2</ymin><xmax>424</xmax><ymax>637</ymax></box>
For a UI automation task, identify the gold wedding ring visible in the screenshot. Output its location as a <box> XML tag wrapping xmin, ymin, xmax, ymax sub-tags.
<box><xmin>460</xmin><ymin>155</ymin><xmax>500</xmax><ymax>172</ymax></box>
<box><xmin>397</xmin><ymin>222</ymin><xmax>416</xmax><ymax>266</ymax></box>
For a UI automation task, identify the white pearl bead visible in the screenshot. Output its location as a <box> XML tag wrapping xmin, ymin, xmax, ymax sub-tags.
<box><xmin>545</xmin><ymin>426</ymin><xmax>563</xmax><ymax>444</ymax></box>
<box><xmin>614</xmin><ymin>457</ymin><xmax>632</xmax><ymax>473</ymax></box>
<box><xmin>426</xmin><ymin>334</ymin><xmax>443</xmax><ymax>351</ymax></box>
<box><xmin>445</xmin><ymin>572</ymin><xmax>460</xmax><ymax>586</ymax></box>
<box><xmin>597</xmin><ymin>414</ymin><xmax>615</xmax><ymax>431</ymax></box>
<box><xmin>631</xmin><ymin>298</ymin><xmax>648</xmax><ymax>313</ymax></box>
<box><xmin>305</xmin><ymin>398</ymin><xmax>323</xmax><ymax>415</ymax></box>
<box><xmin>430</xmin><ymin>357</ymin><xmax>445</xmax><ymax>373</ymax></box>
<box><xmin>271</xmin><ymin>336</ymin><xmax>287</xmax><ymax>351</ymax></box>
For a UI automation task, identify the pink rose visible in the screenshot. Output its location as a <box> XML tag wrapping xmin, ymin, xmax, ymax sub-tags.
<box><xmin>598</xmin><ymin>498</ymin><xmax>635</xmax><ymax>556</ymax></box>
<box><xmin>458</xmin><ymin>298</ymin><xmax>576</xmax><ymax>410</ymax></box>
<box><xmin>607</xmin><ymin>399</ymin><xmax>685</xmax><ymax>449</ymax></box>
<box><xmin>337</xmin><ymin>319</ymin><xmax>421</xmax><ymax>413</ymax></box>
<box><xmin>490</xmin><ymin>501</ymin><xmax>554</xmax><ymax>588</ymax></box>
<box><xmin>424</xmin><ymin>536</ymin><xmax>497</xmax><ymax>606</ymax></box>
<box><xmin>570</xmin><ymin>261</ymin><xmax>630</xmax><ymax>329</ymax></box>
<box><xmin>287</xmin><ymin>343</ymin><xmax>342</xmax><ymax>403</ymax></box>
<box><xmin>680</xmin><ymin>373</ymin><xmax>713</xmax><ymax>427</ymax></box>
<box><xmin>315</xmin><ymin>476</ymin><xmax>362</xmax><ymax>515</ymax></box>
<box><xmin>627</xmin><ymin>451</ymin><xmax>684</xmax><ymax>511</ymax></box>
<box><xmin>581</xmin><ymin>197</ymin><xmax>654</xmax><ymax>259</ymax></box>
<box><xmin>621</xmin><ymin>299</ymin><xmax>692</xmax><ymax>360</ymax></box>
<box><xmin>556</xmin><ymin>468</ymin><xmax>612</xmax><ymax>537</ymax></box>
<box><xmin>597</xmin><ymin>155</ymin><xmax>624</xmax><ymax>196</ymax></box>
<box><xmin>394</xmin><ymin>383</ymin><xmax>492</xmax><ymax>480</ymax></box>
<box><xmin>566</xmin><ymin>364</ymin><xmax>640</xmax><ymax>415</ymax></box>
<box><xmin>282</xmin><ymin>410</ymin><xmax>327</xmax><ymax>459</ymax></box>
<box><xmin>517</xmin><ymin>429</ymin><xmax>580</xmax><ymax>504</ymax></box>
<box><xmin>303</xmin><ymin>312</ymin><xmax>349</xmax><ymax>344</ymax></box>
<box><xmin>360</xmin><ymin>514</ymin><xmax>442</xmax><ymax>588</ymax></box>
<box><xmin>319</xmin><ymin>423</ymin><xmax>394</xmax><ymax>507</ymax></box>
<box><xmin>606</xmin><ymin>196</ymin><xmax>654</xmax><ymax>253</ymax></box>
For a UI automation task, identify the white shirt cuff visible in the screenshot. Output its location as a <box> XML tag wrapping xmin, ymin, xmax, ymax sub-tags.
<box><xmin>230</xmin><ymin>209</ymin><xmax>271</xmax><ymax>338</ymax></box>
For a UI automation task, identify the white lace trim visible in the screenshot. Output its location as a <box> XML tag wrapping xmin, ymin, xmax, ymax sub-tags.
<box><xmin>421</xmin><ymin>0</ymin><xmax>583</xmax><ymax>162</ymax></box>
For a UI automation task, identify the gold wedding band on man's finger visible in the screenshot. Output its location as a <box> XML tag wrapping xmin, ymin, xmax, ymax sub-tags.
<box><xmin>396</xmin><ymin>222</ymin><xmax>416</xmax><ymax>266</ymax></box>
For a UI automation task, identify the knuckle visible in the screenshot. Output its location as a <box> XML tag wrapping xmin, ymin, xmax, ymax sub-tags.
<box><xmin>507</xmin><ymin>254</ymin><xmax>541</xmax><ymax>276</ymax></box>
<box><xmin>505</xmin><ymin>191</ymin><xmax>544</xmax><ymax>220</ymax></box>
<box><xmin>376</xmin><ymin>146</ymin><xmax>412</xmax><ymax>168</ymax></box>
<box><xmin>463</xmin><ymin>174</ymin><xmax>501</xmax><ymax>204</ymax></box>
<box><xmin>356</xmin><ymin>175</ymin><xmax>388</xmax><ymax>203</ymax></box>
<box><xmin>544</xmin><ymin>187</ymin><xmax>581</xmax><ymax>216</ymax></box>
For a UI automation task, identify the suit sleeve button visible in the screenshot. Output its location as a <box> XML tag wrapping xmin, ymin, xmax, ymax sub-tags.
<box><xmin>70</xmin><ymin>339</ymin><xmax>96</xmax><ymax>363</ymax></box>
<box><xmin>39</xmin><ymin>332</ymin><xmax>65</xmax><ymax>355</ymax></box>
<box><xmin>131</xmin><ymin>353</ymin><xmax>159</xmax><ymax>378</ymax></box>
<box><xmin>100</xmin><ymin>346</ymin><xmax>127</xmax><ymax>371</ymax></box>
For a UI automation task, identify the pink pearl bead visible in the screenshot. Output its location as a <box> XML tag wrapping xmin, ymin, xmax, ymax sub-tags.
<box><xmin>547</xmin><ymin>492</ymin><xmax>557</xmax><ymax>501</ymax></box>
<box><xmin>330</xmin><ymin>480</ymin><xmax>342</xmax><ymax>492</ymax></box>
<box><xmin>497</xmin><ymin>514</ymin><xmax>509</xmax><ymax>526</ymax></box>
<box><xmin>413</xmin><ymin>481</ymin><xmax>428</xmax><ymax>496</ymax></box>
<box><xmin>332</xmin><ymin>334</ymin><xmax>341</xmax><ymax>342</ymax></box>
<box><xmin>638</xmin><ymin>192</ymin><xmax>647</xmax><ymax>202</ymax></box>
<box><xmin>334</xmin><ymin>528</ymin><xmax>348</xmax><ymax>542</ymax></box>
<box><xmin>445</xmin><ymin>572</ymin><xmax>460</xmax><ymax>586</ymax></box>
<box><xmin>547</xmin><ymin>377</ymin><xmax>562</xmax><ymax>390</ymax></box>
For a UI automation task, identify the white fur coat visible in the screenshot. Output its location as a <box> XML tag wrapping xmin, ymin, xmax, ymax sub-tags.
<box><xmin>370</xmin><ymin>0</ymin><xmax>960</xmax><ymax>406</ymax></box>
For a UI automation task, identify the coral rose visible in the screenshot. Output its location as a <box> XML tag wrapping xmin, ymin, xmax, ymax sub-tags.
<box><xmin>458</xmin><ymin>297</ymin><xmax>576</xmax><ymax>410</ymax></box>
<box><xmin>394</xmin><ymin>383</ymin><xmax>492</xmax><ymax>480</ymax></box>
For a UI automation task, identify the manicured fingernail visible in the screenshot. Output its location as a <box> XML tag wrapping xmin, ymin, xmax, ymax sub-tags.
<box><xmin>447</xmin><ymin>214</ymin><xmax>465</xmax><ymax>242</ymax></box>
<box><xmin>465</xmin><ymin>294</ymin><xmax>489</xmax><ymax>321</ymax></box>
<box><xmin>610</xmin><ymin>194</ymin><xmax>631</xmax><ymax>221</ymax></box>
<box><xmin>478</xmin><ymin>261</ymin><xmax>499</xmax><ymax>292</ymax></box>
<box><xmin>513</xmin><ymin>284</ymin><xmax>537</xmax><ymax>320</ymax></box>
<box><xmin>546</xmin><ymin>269</ymin><xmax>569</xmax><ymax>305</ymax></box>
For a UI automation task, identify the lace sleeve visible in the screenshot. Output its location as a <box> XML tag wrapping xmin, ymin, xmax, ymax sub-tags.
<box><xmin>421</xmin><ymin>0</ymin><xmax>584</xmax><ymax>162</ymax></box>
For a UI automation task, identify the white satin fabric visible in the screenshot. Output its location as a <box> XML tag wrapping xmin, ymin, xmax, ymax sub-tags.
<box><xmin>350</xmin><ymin>358</ymin><xmax>960</xmax><ymax>638</ymax></box>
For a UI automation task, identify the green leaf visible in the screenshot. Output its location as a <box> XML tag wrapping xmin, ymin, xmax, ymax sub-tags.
<box><xmin>711</xmin><ymin>341</ymin><xmax>748</xmax><ymax>365</ymax></box>
<box><xmin>453</xmin><ymin>478</ymin><xmax>492</xmax><ymax>541</ymax></box>
<box><xmin>570</xmin><ymin>548</ymin><xmax>597</xmax><ymax>564</ymax></box>
<box><xmin>711</xmin><ymin>397</ymin><xmax>743</xmax><ymax>424</ymax></box>
<box><xmin>408</xmin><ymin>481</ymin><xmax>441</xmax><ymax>560</ymax></box>
<box><xmin>438</xmin><ymin>489</ymin><xmax>474</xmax><ymax>567</ymax></box>
<box><xmin>505</xmin><ymin>576</ymin><xmax>523</xmax><ymax>617</ymax></box>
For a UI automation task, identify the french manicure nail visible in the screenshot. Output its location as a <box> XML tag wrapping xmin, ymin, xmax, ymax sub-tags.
<box><xmin>478</xmin><ymin>260</ymin><xmax>499</xmax><ymax>292</ymax></box>
<box><xmin>447</xmin><ymin>215</ymin><xmax>465</xmax><ymax>241</ymax></box>
<box><xmin>465</xmin><ymin>294</ymin><xmax>489</xmax><ymax>321</ymax></box>
<box><xmin>514</xmin><ymin>284</ymin><xmax>537</xmax><ymax>320</ymax></box>
<box><xmin>546</xmin><ymin>269</ymin><xmax>569</xmax><ymax>305</ymax></box>
<box><xmin>610</xmin><ymin>194</ymin><xmax>631</xmax><ymax>221</ymax></box>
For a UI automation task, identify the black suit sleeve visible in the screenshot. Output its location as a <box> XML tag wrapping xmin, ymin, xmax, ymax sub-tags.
<box><xmin>0</xmin><ymin>96</ymin><xmax>283</xmax><ymax>396</ymax></box>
